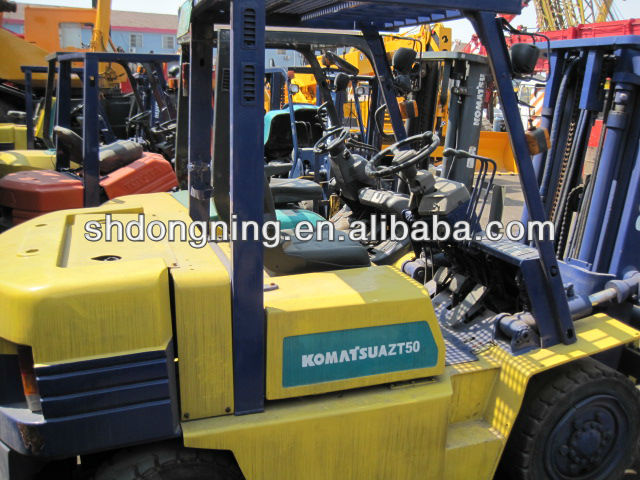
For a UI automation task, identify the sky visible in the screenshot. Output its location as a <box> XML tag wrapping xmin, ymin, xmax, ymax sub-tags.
<box><xmin>14</xmin><ymin>0</ymin><xmax>640</xmax><ymax>41</ymax></box>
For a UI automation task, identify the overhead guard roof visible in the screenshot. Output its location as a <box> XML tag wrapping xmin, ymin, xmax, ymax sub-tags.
<box><xmin>191</xmin><ymin>0</ymin><xmax>523</xmax><ymax>31</ymax></box>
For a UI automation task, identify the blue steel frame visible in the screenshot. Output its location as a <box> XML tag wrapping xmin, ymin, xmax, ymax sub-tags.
<box><xmin>530</xmin><ymin>36</ymin><xmax>640</xmax><ymax>280</ymax></box>
<box><xmin>51</xmin><ymin>52</ymin><xmax>178</xmax><ymax>207</ymax></box>
<box><xmin>185</xmin><ymin>0</ymin><xmax>573</xmax><ymax>414</ymax></box>
<box><xmin>468</xmin><ymin>12</ymin><xmax>574</xmax><ymax>345</ymax></box>
<box><xmin>19</xmin><ymin>66</ymin><xmax>84</xmax><ymax>150</ymax></box>
<box><xmin>20</xmin><ymin>66</ymin><xmax>40</xmax><ymax>150</ymax></box>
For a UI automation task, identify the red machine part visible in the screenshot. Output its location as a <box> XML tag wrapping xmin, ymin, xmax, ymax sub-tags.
<box><xmin>0</xmin><ymin>152</ymin><xmax>177</xmax><ymax>224</ymax></box>
<box><xmin>464</xmin><ymin>19</ymin><xmax>640</xmax><ymax>60</ymax></box>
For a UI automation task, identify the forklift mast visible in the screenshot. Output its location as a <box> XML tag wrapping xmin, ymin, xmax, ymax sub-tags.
<box><xmin>411</xmin><ymin>51</ymin><xmax>491</xmax><ymax>190</ymax></box>
<box><xmin>529</xmin><ymin>36</ymin><xmax>640</xmax><ymax>293</ymax></box>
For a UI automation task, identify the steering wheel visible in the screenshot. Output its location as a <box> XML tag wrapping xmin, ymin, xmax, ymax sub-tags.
<box><xmin>156</xmin><ymin>118</ymin><xmax>176</xmax><ymax>130</ymax></box>
<box><xmin>324</xmin><ymin>51</ymin><xmax>359</xmax><ymax>76</ymax></box>
<box><xmin>313</xmin><ymin>126</ymin><xmax>350</xmax><ymax>155</ymax></box>
<box><xmin>127</xmin><ymin>110</ymin><xmax>151</xmax><ymax>125</ymax></box>
<box><xmin>365</xmin><ymin>131</ymin><xmax>439</xmax><ymax>178</ymax></box>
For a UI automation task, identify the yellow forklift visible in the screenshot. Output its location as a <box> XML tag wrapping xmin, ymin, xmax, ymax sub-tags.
<box><xmin>0</xmin><ymin>1</ymin><xmax>640</xmax><ymax>479</ymax></box>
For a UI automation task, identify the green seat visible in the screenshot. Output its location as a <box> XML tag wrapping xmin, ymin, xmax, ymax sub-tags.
<box><xmin>171</xmin><ymin>190</ymin><xmax>325</xmax><ymax>230</ymax></box>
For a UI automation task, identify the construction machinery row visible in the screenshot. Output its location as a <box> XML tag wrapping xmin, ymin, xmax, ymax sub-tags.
<box><xmin>0</xmin><ymin>1</ymin><xmax>639</xmax><ymax>480</ymax></box>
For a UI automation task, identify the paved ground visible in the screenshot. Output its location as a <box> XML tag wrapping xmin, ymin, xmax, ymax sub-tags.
<box><xmin>479</xmin><ymin>173</ymin><xmax>524</xmax><ymax>226</ymax></box>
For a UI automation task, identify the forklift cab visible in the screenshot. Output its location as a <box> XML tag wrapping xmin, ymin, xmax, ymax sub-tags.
<box><xmin>179</xmin><ymin>0</ymin><xmax>577</xmax><ymax>415</ymax></box>
<box><xmin>197</xmin><ymin>29</ymin><xmax>404</xmax><ymax>216</ymax></box>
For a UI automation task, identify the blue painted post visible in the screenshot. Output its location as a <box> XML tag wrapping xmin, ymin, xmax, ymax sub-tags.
<box><xmin>353</xmin><ymin>86</ymin><xmax>366</xmax><ymax>141</ymax></box>
<box><xmin>361</xmin><ymin>27</ymin><xmax>407</xmax><ymax>142</ymax></box>
<box><xmin>55</xmin><ymin>59</ymin><xmax>72</xmax><ymax>170</ymax></box>
<box><xmin>286</xmin><ymin>79</ymin><xmax>300</xmax><ymax>169</ymax></box>
<box><xmin>22</xmin><ymin>69</ymin><xmax>35</xmax><ymax>149</ymax></box>
<box><xmin>366</xmin><ymin>80</ymin><xmax>380</xmax><ymax>147</ymax></box>
<box><xmin>578</xmin><ymin>80</ymin><xmax>635</xmax><ymax>268</ymax></box>
<box><xmin>522</xmin><ymin>50</ymin><xmax>565</xmax><ymax>225</ymax></box>
<box><xmin>187</xmin><ymin>20</ymin><xmax>214</xmax><ymax>223</ymax></box>
<box><xmin>230</xmin><ymin>0</ymin><xmax>266</xmax><ymax>415</ymax></box>
<box><xmin>469</xmin><ymin>12</ymin><xmax>575</xmax><ymax>346</ymax></box>
<box><xmin>175</xmin><ymin>44</ymin><xmax>190</xmax><ymax>190</ymax></box>
<box><xmin>43</xmin><ymin>59</ymin><xmax>56</xmax><ymax>149</ymax></box>
<box><xmin>82</xmin><ymin>57</ymin><xmax>101</xmax><ymax>207</ymax></box>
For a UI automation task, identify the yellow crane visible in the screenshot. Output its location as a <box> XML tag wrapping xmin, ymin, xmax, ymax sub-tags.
<box><xmin>91</xmin><ymin>0</ymin><xmax>113</xmax><ymax>53</ymax></box>
<box><xmin>532</xmin><ymin>0</ymin><xmax>617</xmax><ymax>31</ymax></box>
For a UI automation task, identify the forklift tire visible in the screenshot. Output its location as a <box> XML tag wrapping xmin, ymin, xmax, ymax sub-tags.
<box><xmin>498</xmin><ymin>357</ymin><xmax>640</xmax><ymax>480</ymax></box>
<box><xmin>93</xmin><ymin>441</ymin><xmax>244</xmax><ymax>480</ymax></box>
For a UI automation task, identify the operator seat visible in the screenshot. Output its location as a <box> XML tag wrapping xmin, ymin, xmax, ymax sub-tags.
<box><xmin>262</xmin><ymin>106</ymin><xmax>325</xmax><ymax>205</ymax></box>
<box><xmin>262</xmin><ymin>175</ymin><xmax>370</xmax><ymax>275</ymax></box>
<box><xmin>53</xmin><ymin>126</ymin><xmax>144</xmax><ymax>175</ymax></box>
<box><xmin>263</xmin><ymin>106</ymin><xmax>323</xmax><ymax>163</ymax></box>
<box><xmin>270</xmin><ymin>177</ymin><xmax>323</xmax><ymax>204</ymax></box>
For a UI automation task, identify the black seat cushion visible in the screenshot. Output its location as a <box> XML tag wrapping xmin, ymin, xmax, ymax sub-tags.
<box><xmin>264</xmin><ymin>161</ymin><xmax>293</xmax><ymax>177</ymax></box>
<box><xmin>264</xmin><ymin>228</ymin><xmax>370</xmax><ymax>275</ymax></box>
<box><xmin>53</xmin><ymin>126</ymin><xmax>84</xmax><ymax>165</ymax></box>
<box><xmin>264</xmin><ymin>109</ymin><xmax>324</xmax><ymax>162</ymax></box>
<box><xmin>99</xmin><ymin>140</ymin><xmax>143</xmax><ymax>174</ymax></box>
<box><xmin>53</xmin><ymin>126</ymin><xmax>143</xmax><ymax>174</ymax></box>
<box><xmin>270</xmin><ymin>177</ymin><xmax>323</xmax><ymax>204</ymax></box>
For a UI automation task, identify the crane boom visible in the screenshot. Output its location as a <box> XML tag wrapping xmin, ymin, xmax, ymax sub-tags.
<box><xmin>533</xmin><ymin>0</ymin><xmax>617</xmax><ymax>31</ymax></box>
<box><xmin>90</xmin><ymin>0</ymin><xmax>112</xmax><ymax>52</ymax></box>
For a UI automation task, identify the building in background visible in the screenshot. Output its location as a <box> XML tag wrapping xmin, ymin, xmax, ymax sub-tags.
<box><xmin>2</xmin><ymin>3</ymin><xmax>178</xmax><ymax>54</ymax></box>
<box><xmin>2</xmin><ymin>3</ymin><xmax>307</xmax><ymax>66</ymax></box>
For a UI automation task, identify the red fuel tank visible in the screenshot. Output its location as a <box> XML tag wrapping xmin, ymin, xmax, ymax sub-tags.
<box><xmin>0</xmin><ymin>153</ymin><xmax>177</xmax><ymax>225</ymax></box>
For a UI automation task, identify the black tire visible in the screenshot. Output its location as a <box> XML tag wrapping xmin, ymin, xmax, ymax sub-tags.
<box><xmin>94</xmin><ymin>441</ymin><xmax>244</xmax><ymax>480</ymax></box>
<box><xmin>498</xmin><ymin>357</ymin><xmax>640</xmax><ymax>480</ymax></box>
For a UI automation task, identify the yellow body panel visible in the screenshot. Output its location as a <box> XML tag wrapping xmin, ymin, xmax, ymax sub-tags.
<box><xmin>183</xmin><ymin>314</ymin><xmax>639</xmax><ymax>479</ymax></box>
<box><xmin>0</xmin><ymin>205</ymin><xmax>174</xmax><ymax>364</ymax></box>
<box><xmin>133</xmin><ymin>194</ymin><xmax>235</xmax><ymax>420</ymax></box>
<box><xmin>0</xmin><ymin>193</ymin><xmax>235</xmax><ymax>415</ymax></box>
<box><xmin>264</xmin><ymin>266</ymin><xmax>445</xmax><ymax>399</ymax></box>
<box><xmin>0</xmin><ymin>149</ymin><xmax>82</xmax><ymax>178</ymax></box>
<box><xmin>184</xmin><ymin>379</ymin><xmax>453</xmax><ymax>480</ymax></box>
<box><xmin>0</xmin><ymin>124</ymin><xmax>27</xmax><ymax>151</ymax></box>
<box><xmin>433</xmin><ymin>131</ymin><xmax>517</xmax><ymax>173</ymax></box>
<box><xmin>0</xmin><ymin>337</ymin><xmax>18</xmax><ymax>355</ymax></box>
<box><xmin>444</xmin><ymin>420</ymin><xmax>503</xmax><ymax>480</ymax></box>
<box><xmin>0</xmin><ymin>28</ymin><xmax>49</xmax><ymax>85</ymax></box>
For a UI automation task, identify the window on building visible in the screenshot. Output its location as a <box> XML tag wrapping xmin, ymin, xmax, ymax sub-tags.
<box><xmin>163</xmin><ymin>35</ymin><xmax>176</xmax><ymax>50</ymax></box>
<box><xmin>59</xmin><ymin>23</ymin><xmax>92</xmax><ymax>49</ymax></box>
<box><xmin>129</xmin><ymin>33</ymin><xmax>143</xmax><ymax>52</ymax></box>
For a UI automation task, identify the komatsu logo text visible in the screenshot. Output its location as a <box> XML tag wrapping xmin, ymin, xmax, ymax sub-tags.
<box><xmin>282</xmin><ymin>322</ymin><xmax>439</xmax><ymax>387</ymax></box>
<box><xmin>473</xmin><ymin>73</ymin><xmax>487</xmax><ymax>127</ymax></box>
<box><xmin>301</xmin><ymin>341</ymin><xmax>421</xmax><ymax>368</ymax></box>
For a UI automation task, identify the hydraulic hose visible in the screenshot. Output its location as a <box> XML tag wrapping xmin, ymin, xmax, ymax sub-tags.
<box><xmin>374</xmin><ymin>104</ymin><xmax>395</xmax><ymax>144</ymax></box>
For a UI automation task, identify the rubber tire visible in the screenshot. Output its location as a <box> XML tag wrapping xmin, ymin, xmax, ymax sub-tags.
<box><xmin>93</xmin><ymin>441</ymin><xmax>244</xmax><ymax>480</ymax></box>
<box><xmin>498</xmin><ymin>357</ymin><xmax>640</xmax><ymax>480</ymax></box>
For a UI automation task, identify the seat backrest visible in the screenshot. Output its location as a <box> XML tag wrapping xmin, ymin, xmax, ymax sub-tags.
<box><xmin>264</xmin><ymin>106</ymin><xmax>322</xmax><ymax>161</ymax></box>
<box><xmin>53</xmin><ymin>126</ymin><xmax>83</xmax><ymax>166</ymax></box>
<box><xmin>99</xmin><ymin>140</ymin><xmax>143</xmax><ymax>174</ymax></box>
